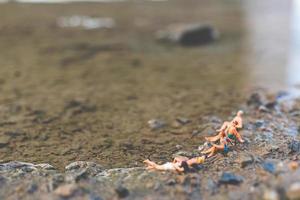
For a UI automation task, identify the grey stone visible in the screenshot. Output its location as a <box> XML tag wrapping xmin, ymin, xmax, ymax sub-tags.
<box><xmin>115</xmin><ymin>185</ymin><xmax>129</xmax><ymax>198</ymax></box>
<box><xmin>219</xmin><ymin>172</ymin><xmax>244</xmax><ymax>185</ymax></box>
<box><xmin>156</xmin><ymin>23</ymin><xmax>219</xmax><ymax>46</ymax></box>
<box><xmin>147</xmin><ymin>119</ymin><xmax>166</xmax><ymax>130</ymax></box>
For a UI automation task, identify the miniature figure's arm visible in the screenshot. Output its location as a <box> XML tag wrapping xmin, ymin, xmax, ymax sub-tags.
<box><xmin>235</xmin><ymin>118</ymin><xmax>242</xmax><ymax>129</ymax></box>
<box><xmin>174</xmin><ymin>165</ymin><xmax>184</xmax><ymax>172</ymax></box>
<box><xmin>216</xmin><ymin>122</ymin><xmax>229</xmax><ymax>132</ymax></box>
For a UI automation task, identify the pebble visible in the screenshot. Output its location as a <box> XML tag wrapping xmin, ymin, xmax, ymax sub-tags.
<box><xmin>147</xmin><ymin>119</ymin><xmax>166</xmax><ymax>130</ymax></box>
<box><xmin>219</xmin><ymin>172</ymin><xmax>244</xmax><ymax>185</ymax></box>
<box><xmin>263</xmin><ymin>190</ymin><xmax>279</xmax><ymax>200</ymax></box>
<box><xmin>65</xmin><ymin>161</ymin><xmax>102</xmax><ymax>172</ymax></box>
<box><xmin>289</xmin><ymin>140</ymin><xmax>300</xmax><ymax>153</ymax></box>
<box><xmin>156</xmin><ymin>23</ymin><xmax>219</xmax><ymax>46</ymax></box>
<box><xmin>115</xmin><ymin>185</ymin><xmax>129</xmax><ymax>198</ymax></box>
<box><xmin>286</xmin><ymin>182</ymin><xmax>300</xmax><ymax>200</ymax></box>
<box><xmin>262</xmin><ymin>161</ymin><xmax>276</xmax><ymax>174</ymax></box>
<box><xmin>34</xmin><ymin>163</ymin><xmax>56</xmax><ymax>170</ymax></box>
<box><xmin>27</xmin><ymin>183</ymin><xmax>38</xmax><ymax>194</ymax></box>
<box><xmin>54</xmin><ymin>184</ymin><xmax>78</xmax><ymax>198</ymax></box>
<box><xmin>176</xmin><ymin>117</ymin><xmax>191</xmax><ymax>125</ymax></box>
<box><xmin>238</xmin><ymin>154</ymin><xmax>253</xmax><ymax>168</ymax></box>
<box><xmin>288</xmin><ymin>161</ymin><xmax>299</xmax><ymax>171</ymax></box>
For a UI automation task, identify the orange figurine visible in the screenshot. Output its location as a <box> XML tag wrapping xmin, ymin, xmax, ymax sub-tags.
<box><xmin>201</xmin><ymin>136</ymin><xmax>229</xmax><ymax>158</ymax></box>
<box><xmin>226</xmin><ymin>120</ymin><xmax>244</xmax><ymax>143</ymax></box>
<box><xmin>205</xmin><ymin>110</ymin><xmax>244</xmax><ymax>143</ymax></box>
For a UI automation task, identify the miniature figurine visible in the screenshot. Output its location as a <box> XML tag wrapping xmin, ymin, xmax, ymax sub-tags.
<box><xmin>143</xmin><ymin>158</ymin><xmax>186</xmax><ymax>172</ymax></box>
<box><xmin>226</xmin><ymin>120</ymin><xmax>244</xmax><ymax>143</ymax></box>
<box><xmin>205</xmin><ymin>110</ymin><xmax>244</xmax><ymax>143</ymax></box>
<box><xmin>201</xmin><ymin>136</ymin><xmax>229</xmax><ymax>158</ymax></box>
<box><xmin>143</xmin><ymin>155</ymin><xmax>206</xmax><ymax>172</ymax></box>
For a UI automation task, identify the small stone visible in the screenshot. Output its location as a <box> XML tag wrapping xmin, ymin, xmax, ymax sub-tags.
<box><xmin>191</xmin><ymin>130</ymin><xmax>200</xmax><ymax>137</ymax></box>
<box><xmin>27</xmin><ymin>183</ymin><xmax>38</xmax><ymax>194</ymax></box>
<box><xmin>289</xmin><ymin>140</ymin><xmax>300</xmax><ymax>153</ymax></box>
<box><xmin>219</xmin><ymin>172</ymin><xmax>244</xmax><ymax>185</ymax></box>
<box><xmin>147</xmin><ymin>119</ymin><xmax>166</xmax><ymax>130</ymax></box>
<box><xmin>89</xmin><ymin>193</ymin><xmax>103</xmax><ymax>200</ymax></box>
<box><xmin>54</xmin><ymin>184</ymin><xmax>78</xmax><ymax>198</ymax></box>
<box><xmin>259</xmin><ymin>105</ymin><xmax>270</xmax><ymax>113</ymax></box>
<box><xmin>166</xmin><ymin>179</ymin><xmax>176</xmax><ymax>186</ymax></box>
<box><xmin>262</xmin><ymin>161</ymin><xmax>276</xmax><ymax>174</ymax></box>
<box><xmin>156</xmin><ymin>23</ymin><xmax>219</xmax><ymax>46</ymax></box>
<box><xmin>65</xmin><ymin>161</ymin><xmax>102</xmax><ymax>173</ymax></box>
<box><xmin>247</xmin><ymin>93</ymin><xmax>263</xmax><ymax>107</ymax></box>
<box><xmin>263</xmin><ymin>189</ymin><xmax>279</xmax><ymax>200</ymax></box>
<box><xmin>34</xmin><ymin>163</ymin><xmax>56</xmax><ymax>170</ymax></box>
<box><xmin>237</xmin><ymin>154</ymin><xmax>253</xmax><ymax>168</ymax></box>
<box><xmin>115</xmin><ymin>185</ymin><xmax>129</xmax><ymax>198</ymax></box>
<box><xmin>288</xmin><ymin>161</ymin><xmax>299</xmax><ymax>171</ymax></box>
<box><xmin>176</xmin><ymin>117</ymin><xmax>191</xmax><ymax>125</ymax></box>
<box><xmin>175</xmin><ymin>145</ymin><xmax>183</xmax><ymax>150</ymax></box>
<box><xmin>286</xmin><ymin>182</ymin><xmax>300</xmax><ymax>200</ymax></box>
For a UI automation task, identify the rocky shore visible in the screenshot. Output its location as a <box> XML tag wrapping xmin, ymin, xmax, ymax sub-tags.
<box><xmin>1</xmin><ymin>90</ymin><xmax>300</xmax><ymax>200</ymax></box>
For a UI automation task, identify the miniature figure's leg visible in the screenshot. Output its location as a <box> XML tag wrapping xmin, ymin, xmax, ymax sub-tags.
<box><xmin>233</xmin><ymin>132</ymin><xmax>244</xmax><ymax>143</ymax></box>
<box><xmin>207</xmin><ymin>147</ymin><xmax>217</xmax><ymax>158</ymax></box>
<box><xmin>201</xmin><ymin>146</ymin><xmax>215</xmax><ymax>154</ymax></box>
<box><xmin>205</xmin><ymin>134</ymin><xmax>221</xmax><ymax>142</ymax></box>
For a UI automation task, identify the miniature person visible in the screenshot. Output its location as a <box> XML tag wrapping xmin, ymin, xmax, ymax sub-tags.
<box><xmin>205</xmin><ymin>110</ymin><xmax>244</xmax><ymax>143</ymax></box>
<box><xmin>143</xmin><ymin>158</ymin><xmax>186</xmax><ymax>172</ymax></box>
<box><xmin>143</xmin><ymin>155</ymin><xmax>206</xmax><ymax>172</ymax></box>
<box><xmin>201</xmin><ymin>136</ymin><xmax>229</xmax><ymax>158</ymax></box>
<box><xmin>226</xmin><ymin>120</ymin><xmax>244</xmax><ymax>143</ymax></box>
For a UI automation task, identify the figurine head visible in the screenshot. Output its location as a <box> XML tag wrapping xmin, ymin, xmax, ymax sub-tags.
<box><xmin>237</xmin><ymin>110</ymin><xmax>244</xmax><ymax>117</ymax></box>
<box><xmin>232</xmin><ymin>120</ymin><xmax>238</xmax><ymax>126</ymax></box>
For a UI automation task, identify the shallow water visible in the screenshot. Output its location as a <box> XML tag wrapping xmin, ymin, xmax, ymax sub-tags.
<box><xmin>0</xmin><ymin>0</ymin><xmax>299</xmax><ymax>169</ymax></box>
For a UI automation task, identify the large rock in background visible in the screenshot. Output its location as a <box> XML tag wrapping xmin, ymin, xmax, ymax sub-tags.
<box><xmin>156</xmin><ymin>23</ymin><xmax>219</xmax><ymax>46</ymax></box>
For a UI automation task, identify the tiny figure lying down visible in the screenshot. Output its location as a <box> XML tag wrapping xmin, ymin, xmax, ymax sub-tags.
<box><xmin>143</xmin><ymin>156</ymin><xmax>206</xmax><ymax>172</ymax></box>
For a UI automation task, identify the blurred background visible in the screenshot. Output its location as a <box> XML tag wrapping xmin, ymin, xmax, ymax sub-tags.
<box><xmin>0</xmin><ymin>0</ymin><xmax>299</xmax><ymax>169</ymax></box>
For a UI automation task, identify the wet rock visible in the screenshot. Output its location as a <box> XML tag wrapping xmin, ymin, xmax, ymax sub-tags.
<box><xmin>289</xmin><ymin>140</ymin><xmax>300</xmax><ymax>153</ymax></box>
<box><xmin>115</xmin><ymin>185</ymin><xmax>129</xmax><ymax>198</ymax></box>
<box><xmin>262</xmin><ymin>161</ymin><xmax>276</xmax><ymax>174</ymax></box>
<box><xmin>147</xmin><ymin>119</ymin><xmax>166</xmax><ymax>130</ymax></box>
<box><xmin>219</xmin><ymin>172</ymin><xmax>244</xmax><ymax>185</ymax></box>
<box><xmin>176</xmin><ymin>117</ymin><xmax>191</xmax><ymax>125</ymax></box>
<box><xmin>263</xmin><ymin>190</ymin><xmax>279</xmax><ymax>200</ymax></box>
<box><xmin>156</xmin><ymin>23</ymin><xmax>219</xmax><ymax>46</ymax></box>
<box><xmin>54</xmin><ymin>184</ymin><xmax>78</xmax><ymax>198</ymax></box>
<box><xmin>286</xmin><ymin>182</ymin><xmax>300</xmax><ymax>200</ymax></box>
